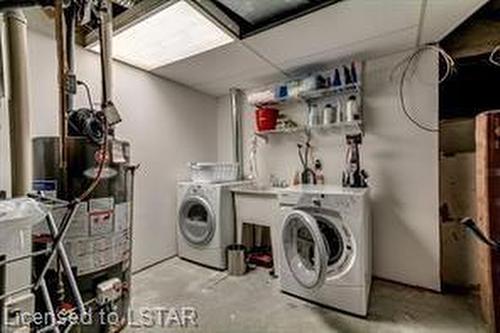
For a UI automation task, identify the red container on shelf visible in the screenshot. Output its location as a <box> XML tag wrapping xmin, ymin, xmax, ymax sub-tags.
<box><xmin>255</xmin><ymin>107</ymin><xmax>279</xmax><ymax>131</ymax></box>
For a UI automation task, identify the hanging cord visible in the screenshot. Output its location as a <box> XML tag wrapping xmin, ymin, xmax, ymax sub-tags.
<box><xmin>489</xmin><ymin>45</ymin><xmax>500</xmax><ymax>67</ymax></box>
<box><xmin>395</xmin><ymin>44</ymin><xmax>456</xmax><ymax>132</ymax></box>
<box><xmin>76</xmin><ymin>80</ymin><xmax>94</xmax><ymax>110</ymax></box>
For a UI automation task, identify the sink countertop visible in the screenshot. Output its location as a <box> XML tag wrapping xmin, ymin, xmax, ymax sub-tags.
<box><xmin>231</xmin><ymin>185</ymin><xmax>282</xmax><ymax>196</ymax></box>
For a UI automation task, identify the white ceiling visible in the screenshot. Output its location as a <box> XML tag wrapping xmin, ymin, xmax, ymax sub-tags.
<box><xmin>24</xmin><ymin>0</ymin><xmax>488</xmax><ymax>97</ymax></box>
<box><xmin>152</xmin><ymin>0</ymin><xmax>488</xmax><ymax>97</ymax></box>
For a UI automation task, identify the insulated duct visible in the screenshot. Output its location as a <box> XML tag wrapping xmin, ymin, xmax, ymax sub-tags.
<box><xmin>98</xmin><ymin>0</ymin><xmax>121</xmax><ymax>126</ymax></box>
<box><xmin>230</xmin><ymin>88</ymin><xmax>243</xmax><ymax>180</ymax></box>
<box><xmin>99</xmin><ymin>0</ymin><xmax>113</xmax><ymax>104</ymax></box>
<box><xmin>5</xmin><ymin>10</ymin><xmax>31</xmax><ymax>197</ymax></box>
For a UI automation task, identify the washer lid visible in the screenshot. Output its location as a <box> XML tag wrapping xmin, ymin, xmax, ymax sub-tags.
<box><xmin>178</xmin><ymin>196</ymin><xmax>215</xmax><ymax>246</ymax></box>
<box><xmin>281</xmin><ymin>210</ymin><xmax>328</xmax><ymax>289</ymax></box>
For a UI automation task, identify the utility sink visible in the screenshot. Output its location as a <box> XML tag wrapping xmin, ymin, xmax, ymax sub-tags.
<box><xmin>232</xmin><ymin>183</ymin><xmax>282</xmax><ymax>271</ymax></box>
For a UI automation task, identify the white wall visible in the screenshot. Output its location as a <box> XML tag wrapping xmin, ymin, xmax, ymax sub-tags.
<box><xmin>217</xmin><ymin>50</ymin><xmax>440</xmax><ymax>291</ymax></box>
<box><xmin>25</xmin><ymin>30</ymin><xmax>218</xmax><ymax>271</ymax></box>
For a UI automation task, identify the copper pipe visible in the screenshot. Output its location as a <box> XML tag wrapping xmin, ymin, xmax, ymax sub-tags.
<box><xmin>54</xmin><ymin>0</ymin><xmax>67</xmax><ymax>187</ymax></box>
<box><xmin>64</xmin><ymin>2</ymin><xmax>76</xmax><ymax>112</ymax></box>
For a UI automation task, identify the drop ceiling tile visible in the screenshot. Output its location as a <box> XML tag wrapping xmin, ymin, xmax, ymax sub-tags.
<box><xmin>244</xmin><ymin>0</ymin><xmax>422</xmax><ymax>66</ymax></box>
<box><xmin>419</xmin><ymin>0</ymin><xmax>488</xmax><ymax>44</ymax></box>
<box><xmin>275</xmin><ymin>27</ymin><xmax>419</xmax><ymax>76</ymax></box>
<box><xmin>152</xmin><ymin>41</ymin><xmax>281</xmax><ymax>90</ymax></box>
<box><xmin>192</xmin><ymin>69</ymin><xmax>287</xmax><ymax>96</ymax></box>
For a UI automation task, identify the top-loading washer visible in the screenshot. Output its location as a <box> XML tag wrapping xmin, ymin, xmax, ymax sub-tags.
<box><xmin>278</xmin><ymin>185</ymin><xmax>371</xmax><ymax>316</ymax></box>
<box><xmin>177</xmin><ymin>181</ymin><xmax>247</xmax><ymax>270</ymax></box>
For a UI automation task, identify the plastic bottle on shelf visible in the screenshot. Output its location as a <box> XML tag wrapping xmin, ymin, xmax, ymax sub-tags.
<box><xmin>308</xmin><ymin>104</ymin><xmax>322</xmax><ymax>127</ymax></box>
<box><xmin>345</xmin><ymin>95</ymin><xmax>360</xmax><ymax>123</ymax></box>
<box><xmin>323</xmin><ymin>103</ymin><xmax>340</xmax><ymax>125</ymax></box>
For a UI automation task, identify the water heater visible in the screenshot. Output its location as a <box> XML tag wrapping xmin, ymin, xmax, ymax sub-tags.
<box><xmin>32</xmin><ymin>136</ymin><xmax>133</xmax><ymax>332</ymax></box>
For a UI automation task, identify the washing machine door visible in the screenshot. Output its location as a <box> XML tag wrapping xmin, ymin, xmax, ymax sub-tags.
<box><xmin>312</xmin><ymin>211</ymin><xmax>356</xmax><ymax>280</ymax></box>
<box><xmin>178</xmin><ymin>196</ymin><xmax>216</xmax><ymax>246</ymax></box>
<box><xmin>281</xmin><ymin>210</ymin><xmax>328</xmax><ymax>289</ymax></box>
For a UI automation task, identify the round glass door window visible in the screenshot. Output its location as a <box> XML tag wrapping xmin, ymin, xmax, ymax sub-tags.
<box><xmin>314</xmin><ymin>213</ymin><xmax>355</xmax><ymax>279</ymax></box>
<box><xmin>282</xmin><ymin>210</ymin><xmax>328</xmax><ymax>289</ymax></box>
<box><xmin>179</xmin><ymin>196</ymin><xmax>215</xmax><ymax>246</ymax></box>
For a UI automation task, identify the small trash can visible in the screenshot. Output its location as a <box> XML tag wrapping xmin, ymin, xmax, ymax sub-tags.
<box><xmin>227</xmin><ymin>244</ymin><xmax>246</xmax><ymax>276</ymax></box>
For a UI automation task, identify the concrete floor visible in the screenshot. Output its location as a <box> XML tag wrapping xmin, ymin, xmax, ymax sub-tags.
<box><xmin>124</xmin><ymin>258</ymin><xmax>486</xmax><ymax>333</ymax></box>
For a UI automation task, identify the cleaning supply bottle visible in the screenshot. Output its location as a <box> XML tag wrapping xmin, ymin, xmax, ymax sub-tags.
<box><xmin>314</xmin><ymin>159</ymin><xmax>325</xmax><ymax>185</ymax></box>
<box><xmin>248</xmin><ymin>135</ymin><xmax>259</xmax><ymax>181</ymax></box>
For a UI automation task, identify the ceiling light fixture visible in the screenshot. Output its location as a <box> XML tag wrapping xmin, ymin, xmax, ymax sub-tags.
<box><xmin>90</xmin><ymin>0</ymin><xmax>234</xmax><ymax>70</ymax></box>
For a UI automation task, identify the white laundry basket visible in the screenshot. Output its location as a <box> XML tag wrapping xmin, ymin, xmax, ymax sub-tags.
<box><xmin>0</xmin><ymin>198</ymin><xmax>47</xmax><ymax>256</ymax></box>
<box><xmin>189</xmin><ymin>163</ymin><xmax>239</xmax><ymax>183</ymax></box>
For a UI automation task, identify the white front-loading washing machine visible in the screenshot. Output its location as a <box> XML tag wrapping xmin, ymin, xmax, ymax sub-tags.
<box><xmin>278</xmin><ymin>185</ymin><xmax>371</xmax><ymax>316</ymax></box>
<box><xmin>177</xmin><ymin>181</ymin><xmax>245</xmax><ymax>270</ymax></box>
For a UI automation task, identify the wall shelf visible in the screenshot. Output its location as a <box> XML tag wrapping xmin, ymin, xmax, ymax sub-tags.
<box><xmin>251</xmin><ymin>85</ymin><xmax>361</xmax><ymax>108</ymax></box>
<box><xmin>255</xmin><ymin>121</ymin><xmax>363</xmax><ymax>141</ymax></box>
<box><xmin>250</xmin><ymin>61</ymin><xmax>364</xmax><ymax>142</ymax></box>
<box><xmin>255</xmin><ymin>126</ymin><xmax>306</xmax><ymax>140</ymax></box>
<box><xmin>310</xmin><ymin>121</ymin><xmax>363</xmax><ymax>135</ymax></box>
<box><xmin>299</xmin><ymin>85</ymin><xmax>361</xmax><ymax>102</ymax></box>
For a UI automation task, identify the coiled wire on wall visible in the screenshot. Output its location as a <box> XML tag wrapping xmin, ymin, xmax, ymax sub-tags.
<box><xmin>489</xmin><ymin>44</ymin><xmax>500</xmax><ymax>67</ymax></box>
<box><xmin>393</xmin><ymin>44</ymin><xmax>456</xmax><ymax>133</ymax></box>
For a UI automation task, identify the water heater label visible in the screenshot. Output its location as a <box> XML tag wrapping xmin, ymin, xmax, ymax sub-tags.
<box><xmin>89</xmin><ymin>211</ymin><xmax>114</xmax><ymax>236</ymax></box>
<box><xmin>67</xmin><ymin>202</ymin><xmax>89</xmax><ymax>238</ymax></box>
<box><xmin>89</xmin><ymin>197</ymin><xmax>114</xmax><ymax>211</ymax></box>
<box><xmin>114</xmin><ymin>202</ymin><xmax>130</xmax><ymax>232</ymax></box>
<box><xmin>65</xmin><ymin>231</ymin><xmax>130</xmax><ymax>276</ymax></box>
<box><xmin>89</xmin><ymin>197</ymin><xmax>115</xmax><ymax>236</ymax></box>
<box><xmin>32</xmin><ymin>202</ymin><xmax>89</xmax><ymax>238</ymax></box>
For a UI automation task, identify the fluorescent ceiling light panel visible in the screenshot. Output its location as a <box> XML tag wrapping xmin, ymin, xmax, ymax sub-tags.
<box><xmin>104</xmin><ymin>0</ymin><xmax>234</xmax><ymax>70</ymax></box>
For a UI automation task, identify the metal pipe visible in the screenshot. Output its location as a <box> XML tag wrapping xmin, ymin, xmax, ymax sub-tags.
<box><xmin>0</xmin><ymin>254</ymin><xmax>5</xmax><ymax>332</ymax></box>
<box><xmin>54</xmin><ymin>0</ymin><xmax>68</xmax><ymax>187</ymax></box>
<box><xmin>33</xmin><ymin>204</ymin><xmax>78</xmax><ymax>290</ymax></box>
<box><xmin>5</xmin><ymin>9</ymin><xmax>31</xmax><ymax>197</ymax></box>
<box><xmin>40</xmin><ymin>210</ymin><xmax>86</xmax><ymax>316</ymax></box>
<box><xmin>40</xmin><ymin>280</ymin><xmax>61</xmax><ymax>333</ymax></box>
<box><xmin>0</xmin><ymin>249</ymin><xmax>51</xmax><ymax>267</ymax></box>
<box><xmin>230</xmin><ymin>88</ymin><xmax>243</xmax><ymax>180</ymax></box>
<box><xmin>0</xmin><ymin>284</ymin><xmax>33</xmax><ymax>302</ymax></box>
<box><xmin>125</xmin><ymin>164</ymin><xmax>138</xmax><ymax>286</ymax></box>
<box><xmin>97</xmin><ymin>0</ymin><xmax>122</xmax><ymax>128</ymax></box>
<box><xmin>98</xmin><ymin>0</ymin><xmax>113</xmax><ymax>105</ymax></box>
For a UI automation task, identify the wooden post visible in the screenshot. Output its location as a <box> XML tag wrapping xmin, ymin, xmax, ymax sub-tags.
<box><xmin>476</xmin><ymin>111</ymin><xmax>500</xmax><ymax>332</ymax></box>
